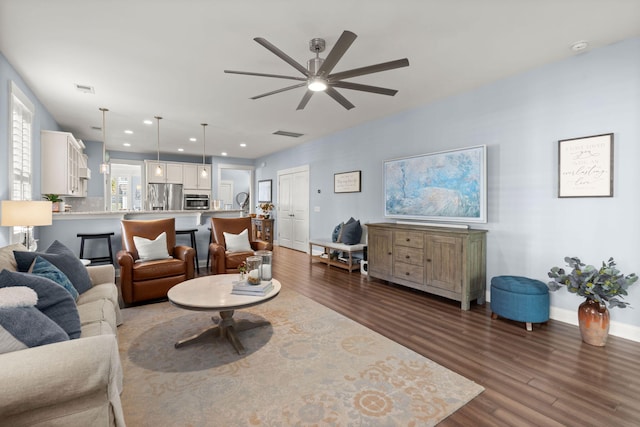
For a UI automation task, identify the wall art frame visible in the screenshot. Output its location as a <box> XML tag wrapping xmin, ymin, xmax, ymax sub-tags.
<box><xmin>258</xmin><ymin>179</ymin><xmax>272</xmax><ymax>203</ymax></box>
<box><xmin>334</xmin><ymin>170</ymin><xmax>361</xmax><ymax>193</ymax></box>
<box><xmin>558</xmin><ymin>133</ymin><xmax>613</xmax><ymax>198</ymax></box>
<box><xmin>384</xmin><ymin>145</ymin><xmax>487</xmax><ymax>223</ymax></box>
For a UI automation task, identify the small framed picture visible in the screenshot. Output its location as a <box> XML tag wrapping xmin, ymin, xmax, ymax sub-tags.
<box><xmin>334</xmin><ymin>170</ymin><xmax>361</xmax><ymax>193</ymax></box>
<box><xmin>258</xmin><ymin>179</ymin><xmax>272</xmax><ymax>202</ymax></box>
<box><xmin>558</xmin><ymin>133</ymin><xmax>613</xmax><ymax>198</ymax></box>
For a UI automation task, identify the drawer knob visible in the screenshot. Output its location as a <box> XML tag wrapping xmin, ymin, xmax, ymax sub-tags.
<box><xmin>406</xmin><ymin>238</ymin><xmax>410</xmax><ymax>242</ymax></box>
<box><xmin>405</xmin><ymin>272</ymin><xmax>410</xmax><ymax>276</ymax></box>
<box><xmin>405</xmin><ymin>255</ymin><xmax>410</xmax><ymax>259</ymax></box>
<box><xmin>427</xmin><ymin>258</ymin><xmax>432</xmax><ymax>262</ymax></box>
<box><xmin>388</xmin><ymin>252</ymin><xmax>392</xmax><ymax>255</ymax></box>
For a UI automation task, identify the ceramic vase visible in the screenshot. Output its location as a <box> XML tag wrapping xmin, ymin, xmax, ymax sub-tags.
<box><xmin>578</xmin><ymin>299</ymin><xmax>610</xmax><ymax>346</ymax></box>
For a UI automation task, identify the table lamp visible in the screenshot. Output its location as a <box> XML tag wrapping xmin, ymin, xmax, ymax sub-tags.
<box><xmin>1</xmin><ymin>200</ymin><xmax>53</xmax><ymax>251</ymax></box>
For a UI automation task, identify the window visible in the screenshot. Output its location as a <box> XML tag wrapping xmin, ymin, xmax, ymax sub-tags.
<box><xmin>10</xmin><ymin>81</ymin><xmax>34</xmax><ymax>201</ymax></box>
<box><xmin>9</xmin><ymin>82</ymin><xmax>35</xmax><ymax>243</ymax></box>
<box><xmin>109</xmin><ymin>161</ymin><xmax>143</xmax><ymax>211</ymax></box>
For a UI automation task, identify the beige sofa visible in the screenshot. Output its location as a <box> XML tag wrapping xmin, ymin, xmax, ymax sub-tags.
<box><xmin>0</xmin><ymin>251</ymin><xmax>126</xmax><ymax>427</ymax></box>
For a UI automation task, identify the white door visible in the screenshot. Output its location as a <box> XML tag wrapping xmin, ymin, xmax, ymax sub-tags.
<box><xmin>277</xmin><ymin>165</ymin><xmax>309</xmax><ymax>252</ymax></box>
<box><xmin>218</xmin><ymin>180</ymin><xmax>233</xmax><ymax>208</ymax></box>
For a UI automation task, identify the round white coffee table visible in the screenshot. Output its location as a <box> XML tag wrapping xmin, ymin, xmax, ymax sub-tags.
<box><xmin>167</xmin><ymin>274</ymin><xmax>281</xmax><ymax>354</ymax></box>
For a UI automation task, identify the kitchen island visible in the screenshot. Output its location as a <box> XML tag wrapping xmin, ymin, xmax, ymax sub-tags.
<box><xmin>39</xmin><ymin>209</ymin><xmax>245</xmax><ymax>273</ymax></box>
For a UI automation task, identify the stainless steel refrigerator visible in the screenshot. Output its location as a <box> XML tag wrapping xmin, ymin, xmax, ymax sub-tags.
<box><xmin>147</xmin><ymin>183</ymin><xmax>183</xmax><ymax>210</ymax></box>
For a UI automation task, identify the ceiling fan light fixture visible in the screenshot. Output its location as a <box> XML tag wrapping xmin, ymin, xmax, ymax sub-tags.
<box><xmin>308</xmin><ymin>78</ymin><xmax>327</xmax><ymax>92</ymax></box>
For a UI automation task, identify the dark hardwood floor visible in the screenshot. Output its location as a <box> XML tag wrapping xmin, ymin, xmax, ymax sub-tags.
<box><xmin>253</xmin><ymin>246</ymin><xmax>639</xmax><ymax>427</ymax></box>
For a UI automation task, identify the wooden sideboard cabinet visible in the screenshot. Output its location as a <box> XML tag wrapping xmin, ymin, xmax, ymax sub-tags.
<box><xmin>367</xmin><ymin>223</ymin><xmax>487</xmax><ymax>310</ymax></box>
<box><xmin>251</xmin><ymin>218</ymin><xmax>274</xmax><ymax>245</ymax></box>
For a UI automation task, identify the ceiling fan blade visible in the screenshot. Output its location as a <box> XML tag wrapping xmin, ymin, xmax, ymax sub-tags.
<box><xmin>254</xmin><ymin>37</ymin><xmax>310</xmax><ymax>77</ymax></box>
<box><xmin>250</xmin><ymin>83</ymin><xmax>307</xmax><ymax>100</ymax></box>
<box><xmin>316</xmin><ymin>30</ymin><xmax>357</xmax><ymax>77</ymax></box>
<box><xmin>331</xmin><ymin>81</ymin><xmax>398</xmax><ymax>96</ymax></box>
<box><xmin>329</xmin><ymin>58</ymin><xmax>410</xmax><ymax>81</ymax></box>
<box><xmin>325</xmin><ymin>87</ymin><xmax>355</xmax><ymax>110</ymax></box>
<box><xmin>224</xmin><ymin>70</ymin><xmax>306</xmax><ymax>82</ymax></box>
<box><xmin>296</xmin><ymin>90</ymin><xmax>314</xmax><ymax>110</ymax></box>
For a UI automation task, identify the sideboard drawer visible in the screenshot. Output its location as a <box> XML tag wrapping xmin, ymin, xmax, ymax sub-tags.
<box><xmin>394</xmin><ymin>231</ymin><xmax>424</xmax><ymax>249</ymax></box>
<box><xmin>394</xmin><ymin>246</ymin><xmax>424</xmax><ymax>266</ymax></box>
<box><xmin>393</xmin><ymin>261</ymin><xmax>424</xmax><ymax>284</ymax></box>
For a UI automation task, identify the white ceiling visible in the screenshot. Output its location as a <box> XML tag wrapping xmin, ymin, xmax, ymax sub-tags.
<box><xmin>1</xmin><ymin>1</ymin><xmax>639</xmax><ymax>159</ymax></box>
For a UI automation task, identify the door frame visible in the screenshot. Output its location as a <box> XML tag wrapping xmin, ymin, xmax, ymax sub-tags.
<box><xmin>277</xmin><ymin>164</ymin><xmax>309</xmax><ymax>251</ymax></box>
<box><xmin>217</xmin><ymin>163</ymin><xmax>255</xmax><ymax>212</ymax></box>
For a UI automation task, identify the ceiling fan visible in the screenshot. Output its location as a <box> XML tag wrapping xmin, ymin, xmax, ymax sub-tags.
<box><xmin>224</xmin><ymin>30</ymin><xmax>409</xmax><ymax>110</ymax></box>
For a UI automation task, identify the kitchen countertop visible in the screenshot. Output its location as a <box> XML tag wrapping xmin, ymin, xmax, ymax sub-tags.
<box><xmin>52</xmin><ymin>209</ymin><xmax>245</xmax><ymax>221</ymax></box>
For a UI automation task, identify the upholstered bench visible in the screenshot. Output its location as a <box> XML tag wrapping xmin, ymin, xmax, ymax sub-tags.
<box><xmin>490</xmin><ymin>275</ymin><xmax>549</xmax><ymax>331</ymax></box>
<box><xmin>309</xmin><ymin>239</ymin><xmax>366</xmax><ymax>272</ymax></box>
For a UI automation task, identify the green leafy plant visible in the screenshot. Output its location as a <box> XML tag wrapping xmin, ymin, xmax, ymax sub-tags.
<box><xmin>548</xmin><ymin>257</ymin><xmax>638</xmax><ymax>309</ymax></box>
<box><xmin>42</xmin><ymin>194</ymin><xmax>63</xmax><ymax>202</ymax></box>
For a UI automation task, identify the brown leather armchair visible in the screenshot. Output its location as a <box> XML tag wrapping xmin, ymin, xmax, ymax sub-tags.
<box><xmin>117</xmin><ymin>218</ymin><xmax>195</xmax><ymax>305</ymax></box>
<box><xmin>209</xmin><ymin>217</ymin><xmax>273</xmax><ymax>274</ymax></box>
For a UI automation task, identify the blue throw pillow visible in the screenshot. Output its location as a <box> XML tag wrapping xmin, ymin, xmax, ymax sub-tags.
<box><xmin>0</xmin><ymin>306</ymin><xmax>69</xmax><ymax>354</ymax></box>
<box><xmin>331</xmin><ymin>223</ymin><xmax>344</xmax><ymax>243</ymax></box>
<box><xmin>31</xmin><ymin>256</ymin><xmax>79</xmax><ymax>301</ymax></box>
<box><xmin>0</xmin><ymin>270</ymin><xmax>81</xmax><ymax>339</ymax></box>
<box><xmin>341</xmin><ymin>220</ymin><xmax>362</xmax><ymax>245</ymax></box>
<box><xmin>14</xmin><ymin>240</ymin><xmax>92</xmax><ymax>294</ymax></box>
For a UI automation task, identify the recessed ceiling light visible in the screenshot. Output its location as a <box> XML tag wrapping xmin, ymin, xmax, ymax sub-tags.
<box><xmin>570</xmin><ymin>40</ymin><xmax>589</xmax><ymax>52</ymax></box>
<box><xmin>143</xmin><ymin>119</ymin><xmax>153</xmax><ymax>125</ymax></box>
<box><xmin>189</xmin><ymin>137</ymin><xmax>197</xmax><ymax>142</ymax></box>
<box><xmin>221</xmin><ymin>152</ymin><xmax>228</xmax><ymax>156</ymax></box>
<box><xmin>124</xmin><ymin>130</ymin><xmax>133</xmax><ymax>134</ymax></box>
<box><xmin>240</xmin><ymin>143</ymin><xmax>247</xmax><ymax>147</ymax></box>
<box><xmin>123</xmin><ymin>143</ymin><xmax>131</xmax><ymax>147</ymax></box>
<box><xmin>178</xmin><ymin>148</ymin><xmax>184</xmax><ymax>152</ymax></box>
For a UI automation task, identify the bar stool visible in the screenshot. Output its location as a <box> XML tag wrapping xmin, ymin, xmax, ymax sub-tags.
<box><xmin>206</xmin><ymin>226</ymin><xmax>213</xmax><ymax>271</ymax></box>
<box><xmin>77</xmin><ymin>232</ymin><xmax>115</xmax><ymax>265</ymax></box>
<box><xmin>176</xmin><ymin>229</ymin><xmax>199</xmax><ymax>274</ymax></box>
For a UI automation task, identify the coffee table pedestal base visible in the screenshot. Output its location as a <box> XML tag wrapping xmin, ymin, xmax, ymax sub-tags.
<box><xmin>174</xmin><ymin>310</ymin><xmax>269</xmax><ymax>354</ymax></box>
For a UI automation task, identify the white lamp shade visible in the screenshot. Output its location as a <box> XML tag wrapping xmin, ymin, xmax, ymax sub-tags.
<box><xmin>1</xmin><ymin>200</ymin><xmax>53</xmax><ymax>227</ymax></box>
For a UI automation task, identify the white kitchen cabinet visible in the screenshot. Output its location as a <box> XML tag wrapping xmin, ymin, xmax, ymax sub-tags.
<box><xmin>145</xmin><ymin>161</ymin><xmax>183</xmax><ymax>184</ymax></box>
<box><xmin>41</xmin><ymin>130</ymin><xmax>89</xmax><ymax>197</ymax></box>
<box><xmin>183</xmin><ymin>163</ymin><xmax>211</xmax><ymax>190</ymax></box>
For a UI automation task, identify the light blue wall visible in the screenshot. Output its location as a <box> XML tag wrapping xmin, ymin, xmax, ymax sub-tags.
<box><xmin>257</xmin><ymin>37</ymin><xmax>640</xmax><ymax>328</ymax></box>
<box><xmin>0</xmin><ymin>52</ymin><xmax>60</xmax><ymax>246</ymax></box>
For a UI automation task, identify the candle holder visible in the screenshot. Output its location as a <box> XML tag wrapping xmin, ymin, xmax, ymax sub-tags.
<box><xmin>246</xmin><ymin>256</ymin><xmax>262</xmax><ymax>285</ymax></box>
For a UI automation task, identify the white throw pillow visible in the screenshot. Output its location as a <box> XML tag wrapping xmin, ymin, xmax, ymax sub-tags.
<box><xmin>133</xmin><ymin>232</ymin><xmax>171</xmax><ymax>262</ymax></box>
<box><xmin>223</xmin><ymin>229</ymin><xmax>253</xmax><ymax>252</ymax></box>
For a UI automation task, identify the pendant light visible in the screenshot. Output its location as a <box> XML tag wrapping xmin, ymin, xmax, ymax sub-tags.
<box><xmin>200</xmin><ymin>123</ymin><xmax>208</xmax><ymax>178</ymax></box>
<box><xmin>154</xmin><ymin>116</ymin><xmax>163</xmax><ymax>177</ymax></box>
<box><xmin>99</xmin><ymin>107</ymin><xmax>109</xmax><ymax>173</ymax></box>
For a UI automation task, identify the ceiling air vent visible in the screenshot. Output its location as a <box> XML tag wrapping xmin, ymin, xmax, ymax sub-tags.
<box><xmin>273</xmin><ymin>130</ymin><xmax>304</xmax><ymax>138</ymax></box>
<box><xmin>75</xmin><ymin>84</ymin><xmax>95</xmax><ymax>94</ymax></box>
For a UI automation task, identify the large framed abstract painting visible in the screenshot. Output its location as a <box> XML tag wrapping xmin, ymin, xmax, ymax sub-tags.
<box><xmin>384</xmin><ymin>145</ymin><xmax>487</xmax><ymax>223</ymax></box>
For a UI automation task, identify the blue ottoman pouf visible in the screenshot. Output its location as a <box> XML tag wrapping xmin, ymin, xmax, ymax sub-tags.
<box><xmin>490</xmin><ymin>276</ymin><xmax>549</xmax><ymax>331</ymax></box>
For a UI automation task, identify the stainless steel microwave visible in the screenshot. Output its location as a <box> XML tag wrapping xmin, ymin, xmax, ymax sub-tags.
<box><xmin>184</xmin><ymin>194</ymin><xmax>210</xmax><ymax>210</ymax></box>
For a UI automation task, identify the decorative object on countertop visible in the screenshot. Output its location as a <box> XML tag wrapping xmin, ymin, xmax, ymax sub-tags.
<box><xmin>43</xmin><ymin>194</ymin><xmax>64</xmax><ymax>212</ymax></box>
<box><xmin>1</xmin><ymin>200</ymin><xmax>53</xmax><ymax>251</ymax></box>
<box><xmin>258</xmin><ymin>202</ymin><xmax>274</xmax><ymax>219</ymax></box>
<box><xmin>548</xmin><ymin>256</ymin><xmax>638</xmax><ymax>346</ymax></box>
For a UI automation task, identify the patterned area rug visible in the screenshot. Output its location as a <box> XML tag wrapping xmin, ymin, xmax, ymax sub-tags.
<box><xmin>118</xmin><ymin>287</ymin><xmax>483</xmax><ymax>426</ymax></box>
